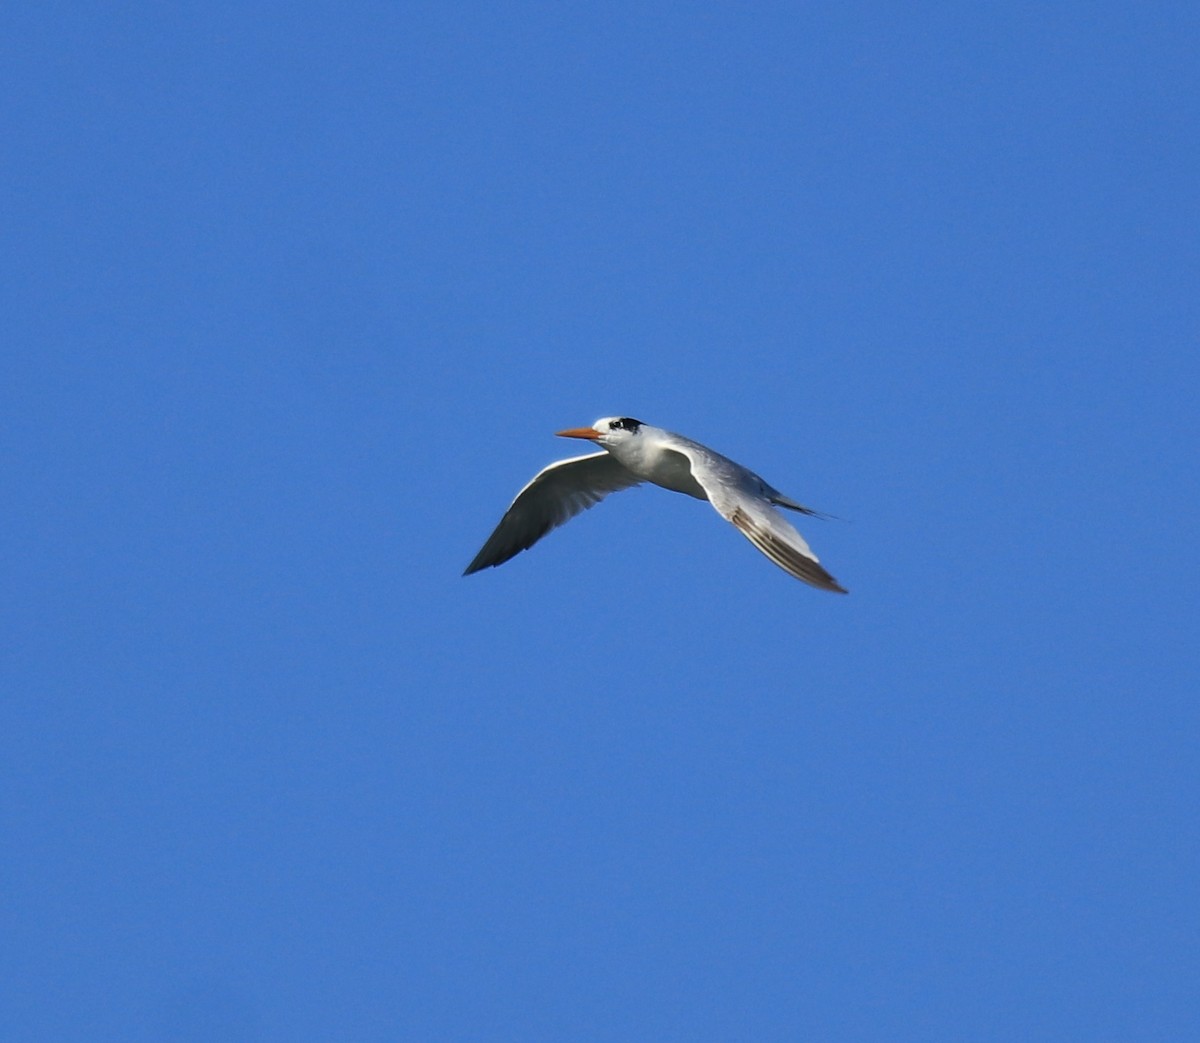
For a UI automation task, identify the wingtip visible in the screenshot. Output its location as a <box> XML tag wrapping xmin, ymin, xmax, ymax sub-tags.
<box><xmin>729</xmin><ymin>506</ymin><xmax>850</xmax><ymax>593</ymax></box>
<box><xmin>811</xmin><ymin>573</ymin><xmax>849</xmax><ymax>594</ymax></box>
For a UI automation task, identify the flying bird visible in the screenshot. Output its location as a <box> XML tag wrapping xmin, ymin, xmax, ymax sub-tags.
<box><xmin>464</xmin><ymin>417</ymin><xmax>847</xmax><ymax>593</ymax></box>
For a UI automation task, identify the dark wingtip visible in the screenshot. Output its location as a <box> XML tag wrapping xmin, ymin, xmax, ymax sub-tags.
<box><xmin>730</xmin><ymin>506</ymin><xmax>849</xmax><ymax>593</ymax></box>
<box><xmin>812</xmin><ymin>570</ymin><xmax>848</xmax><ymax>594</ymax></box>
<box><xmin>809</xmin><ymin>570</ymin><xmax>849</xmax><ymax>594</ymax></box>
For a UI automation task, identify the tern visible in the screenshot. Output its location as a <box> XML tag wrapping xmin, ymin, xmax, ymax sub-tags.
<box><xmin>464</xmin><ymin>417</ymin><xmax>847</xmax><ymax>592</ymax></box>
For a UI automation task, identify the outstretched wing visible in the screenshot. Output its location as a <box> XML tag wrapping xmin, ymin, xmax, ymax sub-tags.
<box><xmin>723</xmin><ymin>500</ymin><xmax>847</xmax><ymax>592</ymax></box>
<box><xmin>464</xmin><ymin>452</ymin><xmax>643</xmax><ymax>574</ymax></box>
<box><xmin>664</xmin><ymin>442</ymin><xmax>847</xmax><ymax>593</ymax></box>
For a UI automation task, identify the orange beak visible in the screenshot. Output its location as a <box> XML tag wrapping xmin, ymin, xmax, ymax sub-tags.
<box><xmin>555</xmin><ymin>426</ymin><xmax>602</xmax><ymax>440</ymax></box>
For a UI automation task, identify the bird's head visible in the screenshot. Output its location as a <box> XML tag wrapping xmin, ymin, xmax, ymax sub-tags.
<box><xmin>556</xmin><ymin>417</ymin><xmax>645</xmax><ymax>447</ymax></box>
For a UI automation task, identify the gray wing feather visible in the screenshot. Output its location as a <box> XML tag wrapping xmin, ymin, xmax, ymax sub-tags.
<box><xmin>464</xmin><ymin>452</ymin><xmax>642</xmax><ymax>574</ymax></box>
<box><xmin>726</xmin><ymin>505</ymin><xmax>847</xmax><ymax>592</ymax></box>
<box><xmin>670</xmin><ymin>442</ymin><xmax>848</xmax><ymax>593</ymax></box>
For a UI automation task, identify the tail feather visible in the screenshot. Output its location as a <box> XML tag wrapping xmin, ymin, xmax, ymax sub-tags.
<box><xmin>769</xmin><ymin>492</ymin><xmax>840</xmax><ymax>521</ymax></box>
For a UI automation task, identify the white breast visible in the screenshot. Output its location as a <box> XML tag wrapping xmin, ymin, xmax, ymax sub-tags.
<box><xmin>615</xmin><ymin>434</ymin><xmax>709</xmax><ymax>500</ymax></box>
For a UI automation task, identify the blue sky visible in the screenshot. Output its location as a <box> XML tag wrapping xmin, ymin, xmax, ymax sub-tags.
<box><xmin>3</xmin><ymin>2</ymin><xmax>1198</xmax><ymax>1039</ymax></box>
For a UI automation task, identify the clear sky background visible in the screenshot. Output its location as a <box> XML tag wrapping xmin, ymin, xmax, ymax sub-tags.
<box><xmin>3</xmin><ymin>3</ymin><xmax>1198</xmax><ymax>1040</ymax></box>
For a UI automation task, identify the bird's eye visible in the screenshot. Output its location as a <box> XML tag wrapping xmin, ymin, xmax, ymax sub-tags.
<box><xmin>612</xmin><ymin>417</ymin><xmax>641</xmax><ymax>433</ymax></box>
